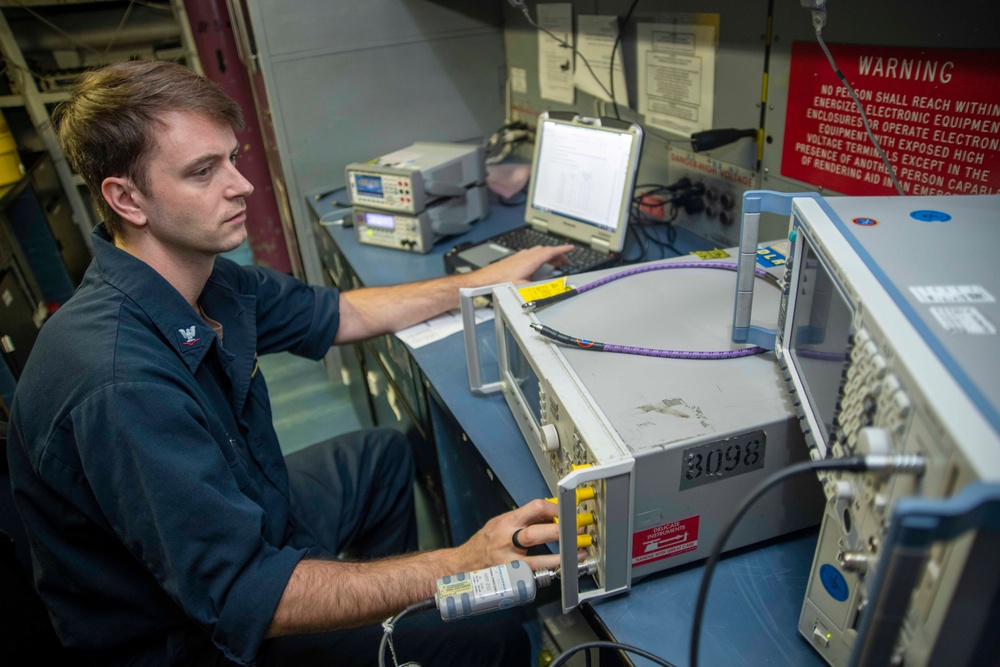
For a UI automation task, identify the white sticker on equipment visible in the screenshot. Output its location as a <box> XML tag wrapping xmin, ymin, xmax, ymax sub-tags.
<box><xmin>471</xmin><ymin>567</ymin><xmax>512</xmax><ymax>602</ymax></box>
<box><xmin>910</xmin><ymin>285</ymin><xmax>994</xmax><ymax>304</ymax></box>
<box><xmin>929</xmin><ymin>306</ymin><xmax>996</xmax><ymax>335</ymax></box>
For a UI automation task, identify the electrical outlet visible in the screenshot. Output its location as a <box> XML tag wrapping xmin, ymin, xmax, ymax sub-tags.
<box><xmin>667</xmin><ymin>146</ymin><xmax>757</xmax><ymax>247</ymax></box>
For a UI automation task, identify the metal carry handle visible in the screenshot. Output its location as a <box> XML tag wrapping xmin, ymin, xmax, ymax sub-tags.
<box><xmin>850</xmin><ymin>482</ymin><xmax>1000</xmax><ymax>666</ymax></box>
<box><xmin>459</xmin><ymin>286</ymin><xmax>503</xmax><ymax>395</ymax></box>
<box><xmin>557</xmin><ymin>461</ymin><xmax>634</xmax><ymax>612</ymax></box>
<box><xmin>731</xmin><ymin>190</ymin><xmax>818</xmax><ymax>350</ymax></box>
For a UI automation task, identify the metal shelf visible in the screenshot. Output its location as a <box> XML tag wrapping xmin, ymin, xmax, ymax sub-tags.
<box><xmin>0</xmin><ymin>1</ymin><xmax>201</xmax><ymax>245</ymax></box>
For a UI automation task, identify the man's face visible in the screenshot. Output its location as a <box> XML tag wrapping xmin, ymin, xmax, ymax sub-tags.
<box><xmin>138</xmin><ymin>109</ymin><xmax>253</xmax><ymax>258</ymax></box>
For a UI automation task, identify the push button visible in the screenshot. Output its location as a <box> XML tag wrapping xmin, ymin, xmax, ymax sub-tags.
<box><xmin>812</xmin><ymin>623</ymin><xmax>831</xmax><ymax>648</ymax></box>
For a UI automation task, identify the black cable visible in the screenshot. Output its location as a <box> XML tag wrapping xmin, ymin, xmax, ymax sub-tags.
<box><xmin>510</xmin><ymin>1</ymin><xmax>692</xmax><ymax>145</ymax></box>
<box><xmin>630</xmin><ymin>219</ymin><xmax>672</xmax><ymax>257</ymax></box>
<box><xmin>622</xmin><ymin>182</ymin><xmax>688</xmax><ymax>262</ymax></box>
<box><xmin>643</xmin><ymin>228</ymin><xmax>682</xmax><ymax>258</ymax></box>
<box><xmin>512</xmin><ymin>3</ymin><xmax>614</xmax><ymax>101</ymax></box>
<box><xmin>623</xmin><ymin>224</ymin><xmax>649</xmax><ymax>264</ymax></box>
<box><xmin>689</xmin><ymin>457</ymin><xmax>872</xmax><ymax>667</ymax></box>
<box><xmin>552</xmin><ymin>640</ymin><xmax>678</xmax><ymax>667</ymax></box>
<box><xmin>630</xmin><ymin>182</ymin><xmax>689</xmax><ymax>258</ymax></box>
<box><xmin>610</xmin><ymin>0</ymin><xmax>641</xmax><ymax>119</ymax></box>
<box><xmin>810</xmin><ymin>12</ymin><xmax>904</xmax><ymax>195</ymax></box>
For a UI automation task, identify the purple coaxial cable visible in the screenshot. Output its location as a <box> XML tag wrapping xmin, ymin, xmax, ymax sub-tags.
<box><xmin>524</xmin><ymin>260</ymin><xmax>776</xmax><ymax>360</ymax></box>
<box><xmin>521</xmin><ymin>260</ymin><xmax>774</xmax><ymax>311</ymax></box>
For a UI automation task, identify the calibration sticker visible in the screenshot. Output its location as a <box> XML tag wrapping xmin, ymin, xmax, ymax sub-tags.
<box><xmin>632</xmin><ymin>515</ymin><xmax>700</xmax><ymax>567</ymax></box>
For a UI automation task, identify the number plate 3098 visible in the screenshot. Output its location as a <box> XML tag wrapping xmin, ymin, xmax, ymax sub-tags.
<box><xmin>679</xmin><ymin>430</ymin><xmax>766</xmax><ymax>491</ymax></box>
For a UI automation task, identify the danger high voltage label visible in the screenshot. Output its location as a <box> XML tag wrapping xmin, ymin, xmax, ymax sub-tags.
<box><xmin>782</xmin><ymin>42</ymin><xmax>1000</xmax><ymax>196</ymax></box>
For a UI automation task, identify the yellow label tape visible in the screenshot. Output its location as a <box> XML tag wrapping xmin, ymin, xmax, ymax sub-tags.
<box><xmin>518</xmin><ymin>277</ymin><xmax>569</xmax><ymax>302</ymax></box>
<box><xmin>437</xmin><ymin>579</ymin><xmax>472</xmax><ymax>599</ymax></box>
<box><xmin>691</xmin><ymin>248</ymin><xmax>731</xmax><ymax>260</ymax></box>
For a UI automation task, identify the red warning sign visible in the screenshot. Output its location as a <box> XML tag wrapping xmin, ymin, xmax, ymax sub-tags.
<box><xmin>632</xmin><ymin>515</ymin><xmax>700</xmax><ymax>567</ymax></box>
<box><xmin>782</xmin><ymin>42</ymin><xmax>1000</xmax><ymax>196</ymax></box>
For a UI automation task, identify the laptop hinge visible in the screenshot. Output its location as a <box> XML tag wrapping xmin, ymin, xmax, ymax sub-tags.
<box><xmin>591</xmin><ymin>237</ymin><xmax>611</xmax><ymax>253</ymax></box>
<box><xmin>528</xmin><ymin>218</ymin><xmax>549</xmax><ymax>233</ymax></box>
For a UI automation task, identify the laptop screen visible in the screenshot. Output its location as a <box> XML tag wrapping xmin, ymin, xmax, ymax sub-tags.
<box><xmin>525</xmin><ymin>113</ymin><xmax>643</xmax><ymax>253</ymax></box>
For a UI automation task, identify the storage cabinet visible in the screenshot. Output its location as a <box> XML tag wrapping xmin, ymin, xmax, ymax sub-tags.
<box><xmin>311</xmin><ymin>209</ymin><xmax>452</xmax><ymax>545</ymax></box>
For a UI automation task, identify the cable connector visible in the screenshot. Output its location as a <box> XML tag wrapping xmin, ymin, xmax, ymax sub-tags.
<box><xmin>817</xmin><ymin>454</ymin><xmax>926</xmax><ymax>476</ymax></box>
<box><xmin>800</xmin><ymin>0</ymin><xmax>828</xmax><ymax>32</ymax></box>
<box><xmin>673</xmin><ymin>182</ymin><xmax>706</xmax><ymax>215</ymax></box>
<box><xmin>862</xmin><ymin>454</ymin><xmax>926</xmax><ymax>476</ymax></box>
<box><xmin>690</xmin><ymin>128</ymin><xmax>758</xmax><ymax>152</ymax></box>
<box><xmin>533</xmin><ymin>566</ymin><xmax>556</xmax><ymax>588</ymax></box>
<box><xmin>523</xmin><ymin>289</ymin><xmax>576</xmax><ymax>312</ymax></box>
<box><xmin>576</xmin><ymin>557</ymin><xmax>598</xmax><ymax>578</ymax></box>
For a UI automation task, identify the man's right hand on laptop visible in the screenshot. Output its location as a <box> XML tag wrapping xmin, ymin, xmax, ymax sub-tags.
<box><xmin>474</xmin><ymin>244</ymin><xmax>574</xmax><ymax>285</ymax></box>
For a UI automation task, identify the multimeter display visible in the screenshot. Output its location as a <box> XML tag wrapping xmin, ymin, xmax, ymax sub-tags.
<box><xmin>365</xmin><ymin>212</ymin><xmax>395</xmax><ymax>229</ymax></box>
<box><xmin>356</xmin><ymin>175</ymin><xmax>384</xmax><ymax>197</ymax></box>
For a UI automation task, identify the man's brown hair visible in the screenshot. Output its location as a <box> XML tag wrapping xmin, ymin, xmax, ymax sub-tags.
<box><xmin>53</xmin><ymin>59</ymin><xmax>245</xmax><ymax>242</ymax></box>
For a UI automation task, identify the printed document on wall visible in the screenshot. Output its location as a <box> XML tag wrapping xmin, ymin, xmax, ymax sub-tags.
<box><xmin>574</xmin><ymin>15</ymin><xmax>628</xmax><ymax>105</ymax></box>
<box><xmin>637</xmin><ymin>21</ymin><xmax>718</xmax><ymax>136</ymax></box>
<box><xmin>537</xmin><ymin>3</ymin><xmax>575</xmax><ymax>104</ymax></box>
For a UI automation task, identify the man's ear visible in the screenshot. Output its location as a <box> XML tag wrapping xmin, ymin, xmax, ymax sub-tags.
<box><xmin>101</xmin><ymin>177</ymin><xmax>147</xmax><ymax>228</ymax></box>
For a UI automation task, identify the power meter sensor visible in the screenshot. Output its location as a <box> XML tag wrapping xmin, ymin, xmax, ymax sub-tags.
<box><xmin>435</xmin><ymin>560</ymin><xmax>552</xmax><ymax>621</ymax></box>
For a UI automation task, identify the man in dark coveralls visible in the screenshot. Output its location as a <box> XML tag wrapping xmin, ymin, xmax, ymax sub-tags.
<box><xmin>7</xmin><ymin>59</ymin><xmax>574</xmax><ymax>666</ymax></box>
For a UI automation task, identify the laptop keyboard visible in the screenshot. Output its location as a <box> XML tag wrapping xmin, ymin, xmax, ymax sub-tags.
<box><xmin>491</xmin><ymin>227</ymin><xmax>612</xmax><ymax>274</ymax></box>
